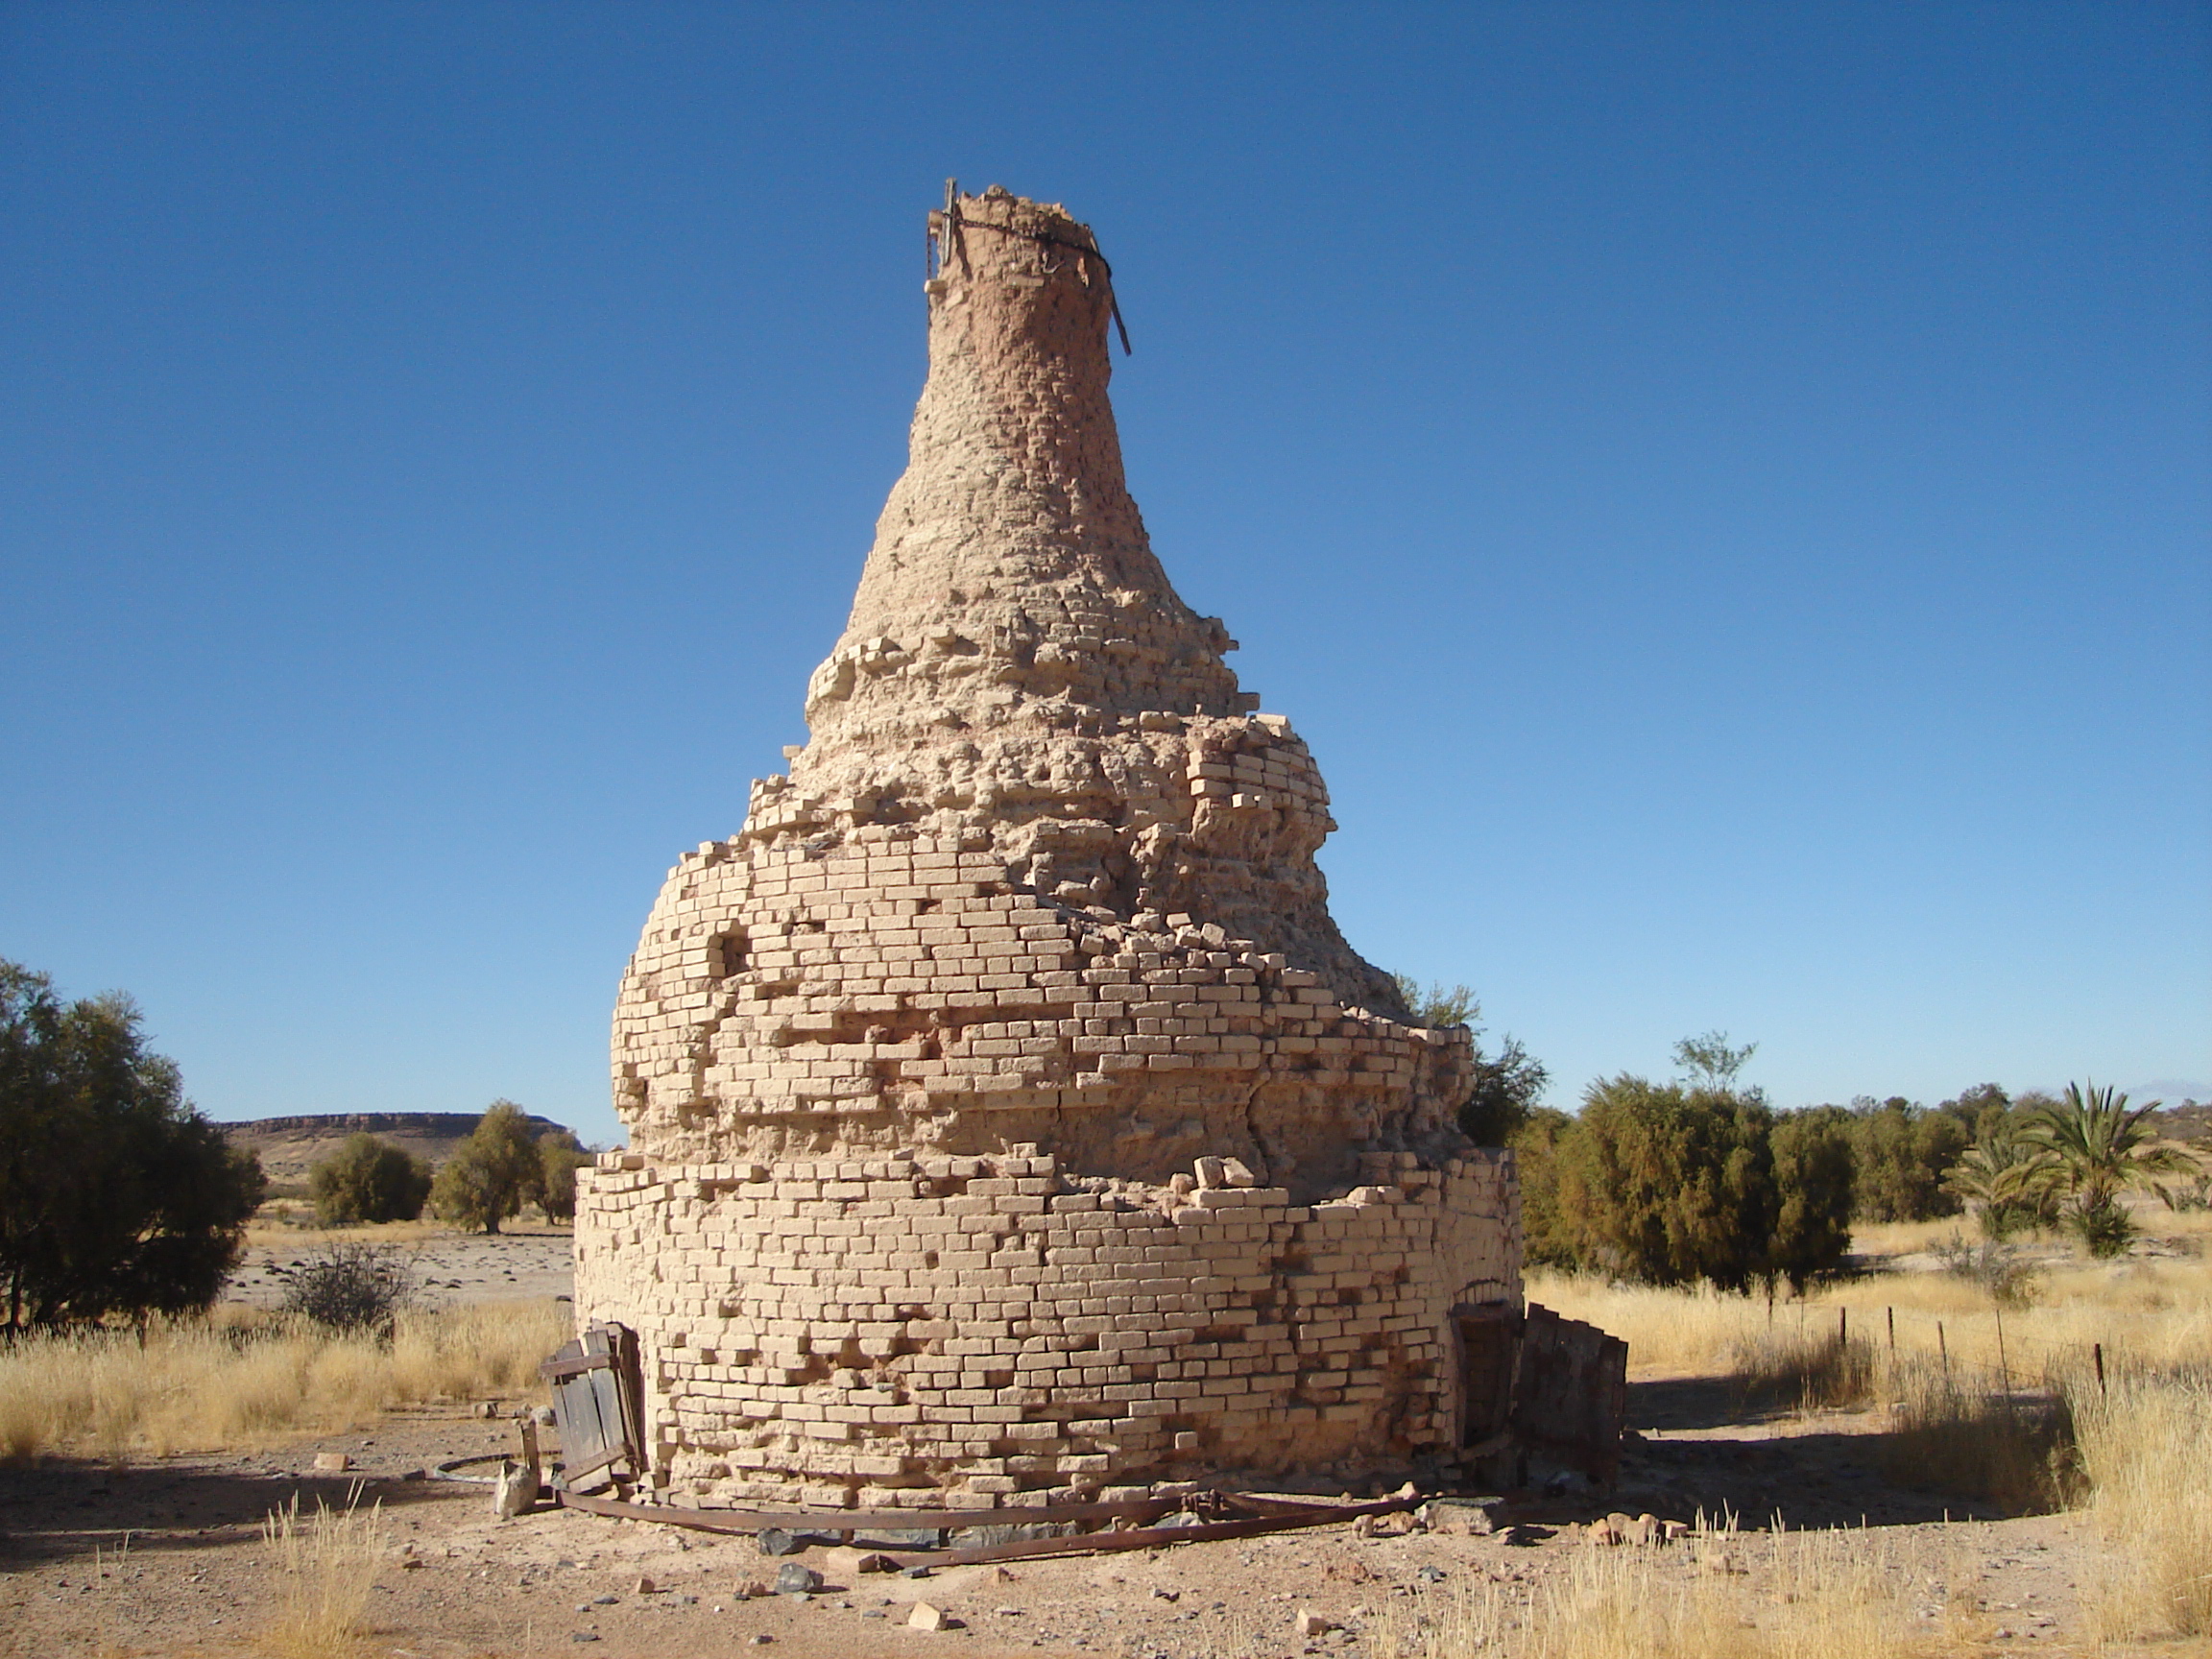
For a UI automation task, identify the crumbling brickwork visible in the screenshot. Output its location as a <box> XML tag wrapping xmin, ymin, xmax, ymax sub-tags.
<box><xmin>575</xmin><ymin>186</ymin><xmax>1523</xmax><ymax>1507</ymax></box>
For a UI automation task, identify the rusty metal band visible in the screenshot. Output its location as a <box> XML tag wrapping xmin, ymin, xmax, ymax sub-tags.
<box><xmin>548</xmin><ymin>1487</ymin><xmax>1423</xmax><ymax>1566</ymax></box>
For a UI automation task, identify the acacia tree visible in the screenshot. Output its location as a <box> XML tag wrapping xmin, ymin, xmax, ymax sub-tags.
<box><xmin>1673</xmin><ymin>1031</ymin><xmax>1756</xmax><ymax>1091</ymax></box>
<box><xmin>0</xmin><ymin>960</ymin><xmax>265</xmax><ymax>1328</ymax></box>
<box><xmin>430</xmin><ymin>1100</ymin><xmax>545</xmax><ymax>1235</ymax></box>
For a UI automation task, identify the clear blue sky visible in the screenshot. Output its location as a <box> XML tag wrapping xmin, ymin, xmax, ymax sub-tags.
<box><xmin>3</xmin><ymin>4</ymin><xmax>2206</xmax><ymax>1145</ymax></box>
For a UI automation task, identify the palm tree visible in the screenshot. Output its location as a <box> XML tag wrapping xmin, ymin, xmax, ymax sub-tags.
<box><xmin>2015</xmin><ymin>1081</ymin><xmax>2199</xmax><ymax>1256</ymax></box>
<box><xmin>1942</xmin><ymin>1121</ymin><xmax>2053</xmax><ymax>1240</ymax></box>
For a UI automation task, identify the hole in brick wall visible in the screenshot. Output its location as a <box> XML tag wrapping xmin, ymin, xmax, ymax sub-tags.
<box><xmin>1336</xmin><ymin>1287</ymin><xmax>1363</xmax><ymax>1306</ymax></box>
<box><xmin>1196</xmin><ymin>1325</ymin><xmax>1246</xmax><ymax>1344</ymax></box>
<box><xmin>923</xmin><ymin>1251</ymin><xmax>939</xmax><ymax>1268</ymax></box>
<box><xmin>712</xmin><ymin>930</ymin><xmax>748</xmax><ymax>976</ymax></box>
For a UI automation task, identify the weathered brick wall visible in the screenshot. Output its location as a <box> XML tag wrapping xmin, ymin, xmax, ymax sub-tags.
<box><xmin>577</xmin><ymin>187</ymin><xmax>1526</xmax><ymax>1499</ymax></box>
<box><xmin>576</xmin><ymin>1146</ymin><xmax>1519</xmax><ymax>1507</ymax></box>
<box><xmin>610</xmin><ymin>822</ymin><xmax>1474</xmax><ymax>1192</ymax></box>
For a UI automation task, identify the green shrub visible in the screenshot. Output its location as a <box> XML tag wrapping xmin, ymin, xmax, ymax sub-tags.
<box><xmin>1769</xmin><ymin>1106</ymin><xmax>1857</xmax><ymax>1290</ymax></box>
<box><xmin>308</xmin><ymin>1134</ymin><xmax>432</xmax><ymax>1226</ymax></box>
<box><xmin>280</xmin><ymin>1241</ymin><xmax>418</xmax><ymax>1337</ymax></box>
<box><xmin>536</xmin><ymin>1131</ymin><xmax>589</xmax><ymax>1223</ymax></box>
<box><xmin>1845</xmin><ymin>1096</ymin><xmax>1970</xmax><ymax>1222</ymax></box>
<box><xmin>1553</xmin><ymin>1075</ymin><xmax>1780</xmax><ymax>1291</ymax></box>
<box><xmin>1525</xmin><ymin>1037</ymin><xmax>1854</xmax><ymax>1292</ymax></box>
<box><xmin>1509</xmin><ymin>1107</ymin><xmax>1578</xmax><ymax>1269</ymax></box>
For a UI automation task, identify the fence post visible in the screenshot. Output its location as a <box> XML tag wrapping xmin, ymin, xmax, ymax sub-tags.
<box><xmin>1995</xmin><ymin>1302</ymin><xmax>2012</xmax><ymax>1407</ymax></box>
<box><xmin>1938</xmin><ymin>1320</ymin><xmax>1949</xmax><ymax>1384</ymax></box>
<box><xmin>2094</xmin><ymin>1341</ymin><xmax>2105</xmax><ymax>1398</ymax></box>
<box><xmin>1839</xmin><ymin>1307</ymin><xmax>1847</xmax><ymax>1348</ymax></box>
<box><xmin>1887</xmin><ymin>1306</ymin><xmax>1895</xmax><ymax>1353</ymax></box>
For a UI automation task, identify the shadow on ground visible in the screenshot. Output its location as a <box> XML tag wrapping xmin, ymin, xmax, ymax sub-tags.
<box><xmin>1594</xmin><ymin>1374</ymin><xmax>2027</xmax><ymax>1529</ymax></box>
<box><xmin>0</xmin><ymin>1459</ymin><xmax>467</xmax><ymax>1569</ymax></box>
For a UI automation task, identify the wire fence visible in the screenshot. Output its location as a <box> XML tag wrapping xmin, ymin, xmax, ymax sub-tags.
<box><xmin>1746</xmin><ymin>1292</ymin><xmax>2206</xmax><ymax>1405</ymax></box>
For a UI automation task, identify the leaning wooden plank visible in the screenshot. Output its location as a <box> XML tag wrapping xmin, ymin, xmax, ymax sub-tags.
<box><xmin>586</xmin><ymin>1365</ymin><xmax>628</xmax><ymax>1459</ymax></box>
<box><xmin>540</xmin><ymin>1353</ymin><xmax>617</xmax><ymax>1382</ymax></box>
<box><xmin>561</xmin><ymin>1443</ymin><xmax>633</xmax><ymax>1484</ymax></box>
<box><xmin>537</xmin><ymin>1337</ymin><xmax>588</xmax><ymax>1382</ymax></box>
<box><xmin>553</xmin><ymin>1374</ymin><xmax>612</xmax><ymax>1462</ymax></box>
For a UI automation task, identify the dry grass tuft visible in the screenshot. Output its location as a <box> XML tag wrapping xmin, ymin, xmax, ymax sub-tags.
<box><xmin>259</xmin><ymin>1490</ymin><xmax>386</xmax><ymax>1659</ymax></box>
<box><xmin>243</xmin><ymin>1211</ymin><xmax>474</xmax><ymax>1249</ymax></box>
<box><xmin>1531</xmin><ymin>1201</ymin><xmax>2212</xmax><ymax>1393</ymax></box>
<box><xmin>1371</xmin><ymin>1517</ymin><xmax>1928</xmax><ymax>1658</ymax></box>
<box><xmin>1876</xmin><ymin>1357</ymin><xmax>2073</xmax><ymax>1514</ymax></box>
<box><xmin>2075</xmin><ymin>1369</ymin><xmax>2212</xmax><ymax>1643</ymax></box>
<box><xmin>1730</xmin><ymin>1327</ymin><xmax>1880</xmax><ymax>1411</ymax></box>
<box><xmin>0</xmin><ymin>1298</ymin><xmax>569</xmax><ymax>1461</ymax></box>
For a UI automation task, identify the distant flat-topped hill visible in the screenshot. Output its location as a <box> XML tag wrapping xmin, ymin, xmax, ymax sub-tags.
<box><xmin>221</xmin><ymin>1111</ymin><xmax>575</xmax><ymax>1187</ymax></box>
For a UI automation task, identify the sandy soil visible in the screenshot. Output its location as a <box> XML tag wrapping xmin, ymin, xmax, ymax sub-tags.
<box><xmin>2</xmin><ymin>1230</ymin><xmax>2137</xmax><ymax>1655</ymax></box>
<box><xmin>0</xmin><ymin>1377</ymin><xmax>2104</xmax><ymax>1659</ymax></box>
<box><xmin>223</xmin><ymin>1227</ymin><xmax>578</xmax><ymax>1311</ymax></box>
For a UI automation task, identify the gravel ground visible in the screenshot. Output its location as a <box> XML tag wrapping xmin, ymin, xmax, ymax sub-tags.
<box><xmin>0</xmin><ymin>1389</ymin><xmax>2100</xmax><ymax>1659</ymax></box>
<box><xmin>0</xmin><ymin>1238</ymin><xmax>2106</xmax><ymax>1655</ymax></box>
<box><xmin>222</xmin><ymin>1228</ymin><xmax>578</xmax><ymax>1310</ymax></box>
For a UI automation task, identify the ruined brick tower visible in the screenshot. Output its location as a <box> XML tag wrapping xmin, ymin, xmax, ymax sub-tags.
<box><xmin>573</xmin><ymin>186</ymin><xmax>1522</xmax><ymax>1509</ymax></box>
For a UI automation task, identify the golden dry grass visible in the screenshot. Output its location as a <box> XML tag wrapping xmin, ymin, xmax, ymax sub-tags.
<box><xmin>2075</xmin><ymin>1370</ymin><xmax>2212</xmax><ymax>1644</ymax></box>
<box><xmin>1530</xmin><ymin>1207</ymin><xmax>2212</xmax><ymax>1388</ymax></box>
<box><xmin>1371</xmin><ymin>1517</ymin><xmax>1938</xmax><ymax>1659</ymax></box>
<box><xmin>1876</xmin><ymin>1358</ymin><xmax>2073</xmax><ymax>1514</ymax></box>
<box><xmin>1729</xmin><ymin>1326</ymin><xmax>1881</xmax><ymax>1412</ymax></box>
<box><xmin>0</xmin><ymin>1298</ymin><xmax>570</xmax><ymax>1462</ymax></box>
<box><xmin>258</xmin><ymin>1490</ymin><xmax>388</xmax><ymax>1659</ymax></box>
<box><xmin>1530</xmin><ymin>1207</ymin><xmax>2212</xmax><ymax>1646</ymax></box>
